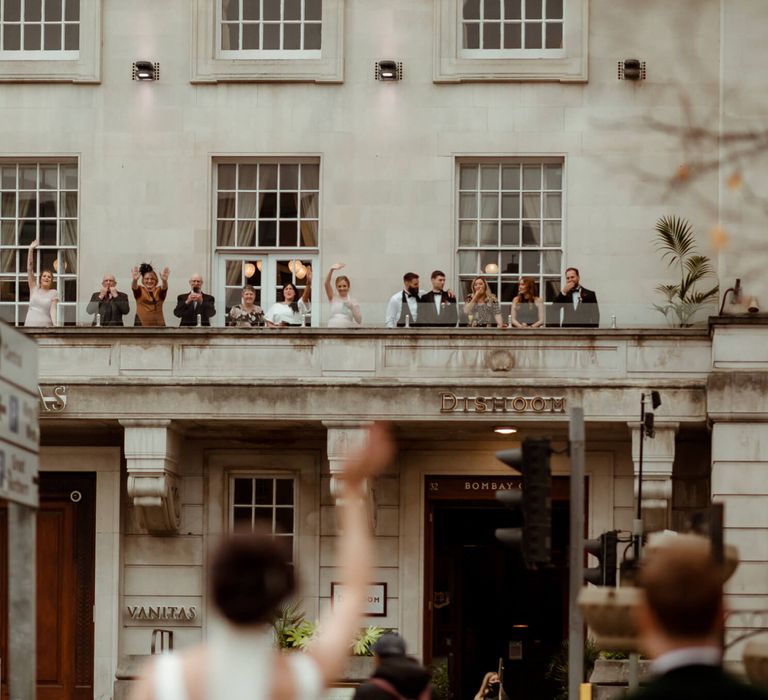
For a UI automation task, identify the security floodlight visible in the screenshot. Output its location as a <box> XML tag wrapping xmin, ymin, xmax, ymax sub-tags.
<box><xmin>133</xmin><ymin>61</ymin><xmax>159</xmax><ymax>81</ymax></box>
<box><xmin>375</xmin><ymin>60</ymin><xmax>402</xmax><ymax>81</ymax></box>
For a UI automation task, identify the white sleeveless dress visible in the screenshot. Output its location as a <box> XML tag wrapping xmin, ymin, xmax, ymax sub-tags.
<box><xmin>152</xmin><ymin>624</ymin><xmax>322</xmax><ymax>700</ymax></box>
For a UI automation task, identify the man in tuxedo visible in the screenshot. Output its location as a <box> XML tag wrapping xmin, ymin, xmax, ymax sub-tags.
<box><xmin>174</xmin><ymin>273</ymin><xmax>216</xmax><ymax>326</ymax></box>
<box><xmin>552</xmin><ymin>267</ymin><xmax>599</xmax><ymax>327</ymax></box>
<box><xmin>86</xmin><ymin>273</ymin><xmax>130</xmax><ymax>326</ymax></box>
<box><xmin>626</xmin><ymin>538</ymin><xmax>768</xmax><ymax>700</ymax></box>
<box><xmin>385</xmin><ymin>272</ymin><xmax>422</xmax><ymax>328</ymax></box>
<box><xmin>417</xmin><ymin>270</ymin><xmax>458</xmax><ymax>327</ymax></box>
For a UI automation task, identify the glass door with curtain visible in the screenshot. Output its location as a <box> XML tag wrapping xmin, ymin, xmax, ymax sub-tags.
<box><xmin>217</xmin><ymin>254</ymin><xmax>318</xmax><ymax>327</ymax></box>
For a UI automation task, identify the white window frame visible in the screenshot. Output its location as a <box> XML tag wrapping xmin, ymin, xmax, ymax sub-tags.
<box><xmin>192</xmin><ymin>0</ymin><xmax>344</xmax><ymax>83</ymax></box>
<box><xmin>434</xmin><ymin>0</ymin><xmax>587</xmax><ymax>82</ymax></box>
<box><xmin>0</xmin><ymin>0</ymin><xmax>101</xmax><ymax>82</ymax></box>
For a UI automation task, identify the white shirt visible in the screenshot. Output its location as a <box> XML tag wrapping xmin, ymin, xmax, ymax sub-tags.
<box><xmin>385</xmin><ymin>289</ymin><xmax>426</xmax><ymax>328</ymax></box>
<box><xmin>265</xmin><ymin>299</ymin><xmax>310</xmax><ymax>326</ymax></box>
<box><xmin>650</xmin><ymin>646</ymin><xmax>722</xmax><ymax>676</ymax></box>
<box><xmin>432</xmin><ymin>292</ymin><xmax>443</xmax><ymax>313</ymax></box>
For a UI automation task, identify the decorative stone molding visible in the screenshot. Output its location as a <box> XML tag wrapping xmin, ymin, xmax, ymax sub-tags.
<box><xmin>628</xmin><ymin>422</ymin><xmax>679</xmax><ymax>529</ymax></box>
<box><xmin>121</xmin><ymin>420</ymin><xmax>181</xmax><ymax>535</ymax></box>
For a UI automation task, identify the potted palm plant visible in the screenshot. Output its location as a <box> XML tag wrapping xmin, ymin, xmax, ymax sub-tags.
<box><xmin>652</xmin><ymin>215</ymin><xmax>719</xmax><ymax>327</ymax></box>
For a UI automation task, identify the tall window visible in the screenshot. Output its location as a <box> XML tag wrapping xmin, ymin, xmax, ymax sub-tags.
<box><xmin>457</xmin><ymin>159</ymin><xmax>563</xmax><ymax>308</ymax></box>
<box><xmin>215</xmin><ymin>159</ymin><xmax>319</xmax><ymax>320</ymax></box>
<box><xmin>230</xmin><ymin>475</ymin><xmax>295</xmax><ymax>563</ymax></box>
<box><xmin>0</xmin><ymin>162</ymin><xmax>78</xmax><ymax>325</ymax></box>
<box><xmin>462</xmin><ymin>0</ymin><xmax>563</xmax><ymax>54</ymax></box>
<box><xmin>219</xmin><ymin>0</ymin><xmax>321</xmax><ymax>56</ymax></box>
<box><xmin>0</xmin><ymin>0</ymin><xmax>80</xmax><ymax>56</ymax></box>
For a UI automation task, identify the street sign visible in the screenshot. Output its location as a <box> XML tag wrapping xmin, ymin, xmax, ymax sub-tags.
<box><xmin>0</xmin><ymin>322</ymin><xmax>39</xmax><ymax>507</ymax></box>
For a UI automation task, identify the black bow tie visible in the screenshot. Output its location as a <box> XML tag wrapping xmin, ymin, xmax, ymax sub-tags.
<box><xmin>404</xmin><ymin>291</ymin><xmax>418</xmax><ymax>299</ymax></box>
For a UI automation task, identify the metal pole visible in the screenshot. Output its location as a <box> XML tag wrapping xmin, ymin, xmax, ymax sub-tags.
<box><xmin>628</xmin><ymin>395</ymin><xmax>645</xmax><ymax>692</ymax></box>
<box><xmin>8</xmin><ymin>501</ymin><xmax>36</xmax><ymax>700</ymax></box>
<box><xmin>568</xmin><ymin>407</ymin><xmax>585</xmax><ymax>700</ymax></box>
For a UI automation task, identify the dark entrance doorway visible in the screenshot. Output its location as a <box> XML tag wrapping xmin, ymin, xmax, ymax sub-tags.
<box><xmin>424</xmin><ymin>476</ymin><xmax>571</xmax><ymax>700</ymax></box>
<box><xmin>1</xmin><ymin>472</ymin><xmax>96</xmax><ymax>700</ymax></box>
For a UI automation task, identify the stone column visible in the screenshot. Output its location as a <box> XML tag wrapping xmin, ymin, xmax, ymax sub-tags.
<box><xmin>323</xmin><ymin>421</ymin><xmax>375</xmax><ymax>520</ymax></box>
<box><xmin>121</xmin><ymin>419</ymin><xmax>181</xmax><ymax>535</ymax></box>
<box><xmin>628</xmin><ymin>422</ymin><xmax>678</xmax><ymax>532</ymax></box>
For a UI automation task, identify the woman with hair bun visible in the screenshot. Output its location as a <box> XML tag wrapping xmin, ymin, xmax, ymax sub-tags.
<box><xmin>130</xmin><ymin>423</ymin><xmax>395</xmax><ymax>700</ymax></box>
<box><xmin>131</xmin><ymin>263</ymin><xmax>170</xmax><ymax>327</ymax></box>
<box><xmin>23</xmin><ymin>240</ymin><xmax>58</xmax><ymax>327</ymax></box>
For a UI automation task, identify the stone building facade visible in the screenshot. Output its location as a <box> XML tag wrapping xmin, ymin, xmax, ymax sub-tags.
<box><xmin>1</xmin><ymin>1</ymin><xmax>768</xmax><ymax>699</ymax></box>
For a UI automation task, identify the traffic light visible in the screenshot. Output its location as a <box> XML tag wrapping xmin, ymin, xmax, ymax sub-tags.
<box><xmin>584</xmin><ymin>530</ymin><xmax>618</xmax><ymax>586</ymax></box>
<box><xmin>495</xmin><ymin>437</ymin><xmax>552</xmax><ymax>566</ymax></box>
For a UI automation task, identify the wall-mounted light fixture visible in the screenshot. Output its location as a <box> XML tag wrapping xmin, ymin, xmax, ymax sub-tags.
<box><xmin>133</xmin><ymin>60</ymin><xmax>160</xmax><ymax>81</ymax></box>
<box><xmin>618</xmin><ymin>58</ymin><xmax>646</xmax><ymax>81</ymax></box>
<box><xmin>375</xmin><ymin>60</ymin><xmax>403</xmax><ymax>81</ymax></box>
<box><xmin>719</xmin><ymin>278</ymin><xmax>742</xmax><ymax>315</ymax></box>
<box><xmin>748</xmin><ymin>297</ymin><xmax>760</xmax><ymax>313</ymax></box>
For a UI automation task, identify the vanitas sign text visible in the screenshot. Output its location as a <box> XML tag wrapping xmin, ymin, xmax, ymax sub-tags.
<box><xmin>439</xmin><ymin>392</ymin><xmax>566</xmax><ymax>414</ymax></box>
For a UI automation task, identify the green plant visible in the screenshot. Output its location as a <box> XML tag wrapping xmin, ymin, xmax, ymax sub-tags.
<box><xmin>653</xmin><ymin>215</ymin><xmax>719</xmax><ymax>327</ymax></box>
<box><xmin>273</xmin><ymin>601</ymin><xmax>309</xmax><ymax>649</ymax></box>
<box><xmin>429</xmin><ymin>658</ymin><xmax>451</xmax><ymax>700</ymax></box>
<box><xmin>545</xmin><ymin>637</ymin><xmax>600</xmax><ymax>700</ymax></box>
<box><xmin>351</xmin><ymin>625</ymin><xmax>387</xmax><ymax>656</ymax></box>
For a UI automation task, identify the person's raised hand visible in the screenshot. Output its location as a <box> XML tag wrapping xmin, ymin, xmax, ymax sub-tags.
<box><xmin>160</xmin><ymin>267</ymin><xmax>170</xmax><ymax>282</ymax></box>
<box><xmin>132</xmin><ymin>266</ymin><xmax>140</xmax><ymax>282</ymax></box>
<box><xmin>340</xmin><ymin>423</ymin><xmax>395</xmax><ymax>489</ymax></box>
<box><xmin>331</xmin><ymin>262</ymin><xmax>346</xmax><ymax>271</ymax></box>
<box><xmin>29</xmin><ymin>239</ymin><xmax>39</xmax><ymax>250</ymax></box>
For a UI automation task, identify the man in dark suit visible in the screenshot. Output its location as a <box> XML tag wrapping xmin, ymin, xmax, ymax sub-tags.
<box><xmin>552</xmin><ymin>267</ymin><xmax>599</xmax><ymax>327</ymax></box>
<box><xmin>626</xmin><ymin>537</ymin><xmax>768</xmax><ymax>700</ymax></box>
<box><xmin>86</xmin><ymin>273</ymin><xmax>130</xmax><ymax>326</ymax></box>
<box><xmin>417</xmin><ymin>270</ymin><xmax>458</xmax><ymax>327</ymax></box>
<box><xmin>174</xmin><ymin>273</ymin><xmax>216</xmax><ymax>326</ymax></box>
<box><xmin>352</xmin><ymin>633</ymin><xmax>431</xmax><ymax>700</ymax></box>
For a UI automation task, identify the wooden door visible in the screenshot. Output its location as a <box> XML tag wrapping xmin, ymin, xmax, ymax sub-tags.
<box><xmin>1</xmin><ymin>473</ymin><xmax>95</xmax><ymax>700</ymax></box>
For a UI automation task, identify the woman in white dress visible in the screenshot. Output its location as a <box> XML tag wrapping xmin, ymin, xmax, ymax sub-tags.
<box><xmin>24</xmin><ymin>240</ymin><xmax>58</xmax><ymax>327</ymax></box>
<box><xmin>130</xmin><ymin>424</ymin><xmax>395</xmax><ymax>700</ymax></box>
<box><xmin>324</xmin><ymin>263</ymin><xmax>362</xmax><ymax>328</ymax></box>
<box><xmin>265</xmin><ymin>282</ymin><xmax>311</xmax><ymax>327</ymax></box>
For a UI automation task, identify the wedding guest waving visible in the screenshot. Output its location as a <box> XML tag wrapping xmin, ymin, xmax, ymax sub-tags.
<box><xmin>174</xmin><ymin>273</ymin><xmax>216</xmax><ymax>327</ymax></box>
<box><xmin>23</xmin><ymin>240</ymin><xmax>58</xmax><ymax>327</ymax></box>
<box><xmin>87</xmin><ymin>273</ymin><xmax>130</xmax><ymax>326</ymax></box>
<box><xmin>510</xmin><ymin>277</ymin><xmax>544</xmax><ymax>328</ymax></box>
<box><xmin>324</xmin><ymin>263</ymin><xmax>362</xmax><ymax>328</ymax></box>
<box><xmin>265</xmin><ymin>282</ymin><xmax>311</xmax><ymax>327</ymax></box>
<box><xmin>132</xmin><ymin>263</ymin><xmax>169</xmax><ymax>327</ymax></box>
<box><xmin>227</xmin><ymin>285</ymin><xmax>264</xmax><ymax>327</ymax></box>
<box><xmin>464</xmin><ymin>277</ymin><xmax>505</xmax><ymax>328</ymax></box>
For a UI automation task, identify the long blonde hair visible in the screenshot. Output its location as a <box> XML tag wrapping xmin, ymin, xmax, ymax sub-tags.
<box><xmin>467</xmin><ymin>276</ymin><xmax>497</xmax><ymax>303</ymax></box>
<box><xmin>473</xmin><ymin>672</ymin><xmax>499</xmax><ymax>700</ymax></box>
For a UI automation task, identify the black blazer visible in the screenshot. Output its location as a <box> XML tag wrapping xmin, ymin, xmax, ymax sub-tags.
<box><xmin>174</xmin><ymin>293</ymin><xmax>216</xmax><ymax>326</ymax></box>
<box><xmin>86</xmin><ymin>291</ymin><xmax>130</xmax><ymax>326</ymax></box>
<box><xmin>625</xmin><ymin>664</ymin><xmax>768</xmax><ymax>700</ymax></box>
<box><xmin>417</xmin><ymin>291</ymin><xmax>458</xmax><ymax>327</ymax></box>
<box><xmin>552</xmin><ymin>286</ymin><xmax>599</xmax><ymax>328</ymax></box>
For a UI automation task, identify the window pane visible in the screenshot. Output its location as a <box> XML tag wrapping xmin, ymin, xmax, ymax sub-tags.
<box><xmin>503</xmin><ymin>22</ymin><xmax>521</xmax><ymax>48</ymax></box>
<box><xmin>480</xmin><ymin>222</ymin><xmax>498</xmax><ymax>246</ymax></box>
<box><xmin>463</xmin><ymin>0</ymin><xmax>480</xmax><ymax>19</ymax></box>
<box><xmin>279</xmin><ymin>220</ymin><xmax>298</xmax><ymax>246</ymax></box>
<box><xmin>237</xmin><ymin>220</ymin><xmax>256</xmax><ymax>247</ymax></box>
<box><xmin>304</xmin><ymin>22</ymin><xmax>321</xmax><ymax>49</ymax></box>
<box><xmin>501</xmin><ymin>221</ymin><xmax>519</xmax><ymax>246</ymax></box>
<box><xmin>233</xmin><ymin>478</ymin><xmax>252</xmax><ymax>504</ymax></box>
<box><xmin>299</xmin><ymin>220</ymin><xmax>317</xmax><ymax>246</ymax></box>
<box><xmin>524</xmin><ymin>22</ymin><xmax>542</xmax><ymax>48</ymax></box>
<box><xmin>259</xmin><ymin>221</ymin><xmax>277</xmax><ymax>246</ymax></box>
<box><xmin>43</xmin><ymin>23</ymin><xmax>61</xmax><ymax>50</ymax></box>
<box><xmin>5</xmin><ymin>0</ymin><xmax>21</xmax><ymax>21</ymax></box>
<box><xmin>305</xmin><ymin>0</ymin><xmax>321</xmax><ymax>21</ymax></box>
<box><xmin>60</xmin><ymin>220</ymin><xmax>77</xmax><ymax>245</ymax></box>
<box><xmin>1</xmin><ymin>166</ymin><xmax>17</xmax><ymax>189</ymax></box>
<box><xmin>486</xmin><ymin>0</ymin><xmax>501</xmax><ymax>19</ymax></box>
<box><xmin>243</xmin><ymin>23</ymin><xmax>259</xmax><ymax>49</ymax></box>
<box><xmin>39</xmin><ymin>220</ymin><xmax>56</xmax><ymax>245</ymax></box>
<box><xmin>263</xmin><ymin>0</ymin><xmax>281</xmax><ymax>20</ymax></box>
<box><xmin>546</xmin><ymin>0</ymin><xmax>563</xmax><ymax>19</ymax></box>
<box><xmin>460</xmin><ymin>165</ymin><xmax>477</xmax><ymax>190</ymax></box>
<box><xmin>263</xmin><ymin>23</ymin><xmax>280</xmax><ymax>49</ymax></box>
<box><xmin>284</xmin><ymin>0</ymin><xmax>301</xmax><ymax>20</ymax></box>
<box><xmin>39</xmin><ymin>191</ymin><xmax>56</xmax><ymax>217</ymax></box>
<box><xmin>259</xmin><ymin>193</ymin><xmax>277</xmax><ymax>218</ymax></box>
<box><xmin>522</xmin><ymin>193</ymin><xmax>540</xmax><ymax>218</ymax></box>
<box><xmin>275</xmin><ymin>479</ymin><xmax>293</xmax><ymax>505</ymax></box>
<box><xmin>222</xmin><ymin>22</ymin><xmax>239</xmax><ymax>50</ymax></box>
<box><xmin>544</xmin><ymin>164</ymin><xmax>562</xmax><ymax>190</ymax></box>
<box><xmin>459</xmin><ymin>193</ymin><xmax>477</xmax><ymax>218</ymax></box>
<box><xmin>1</xmin><ymin>223</ymin><xmax>15</xmax><ymax>246</ymax></box>
<box><xmin>299</xmin><ymin>192</ymin><xmax>318</xmax><ymax>218</ymax></box>
<box><xmin>521</xmin><ymin>250</ymin><xmax>540</xmax><ymax>274</ymax></box>
<box><xmin>243</xmin><ymin>0</ymin><xmax>259</xmax><ymax>20</ymax></box>
<box><xmin>522</xmin><ymin>221</ymin><xmax>540</xmax><ymax>246</ymax></box>
<box><xmin>283</xmin><ymin>23</ymin><xmax>300</xmax><ymax>49</ymax></box>
<box><xmin>280</xmin><ymin>193</ymin><xmax>298</xmax><ymax>218</ymax></box>
<box><xmin>260</xmin><ymin>164</ymin><xmax>278</xmax><ymax>189</ymax></box>
<box><xmin>2</xmin><ymin>193</ymin><xmax>16</xmax><ymax>218</ymax></box>
<box><xmin>23</xmin><ymin>23</ymin><xmax>41</xmax><ymax>50</ymax></box>
<box><xmin>222</xmin><ymin>0</ymin><xmax>240</xmax><ymax>21</ymax></box>
<box><xmin>20</xmin><ymin>166</ymin><xmax>37</xmax><ymax>189</ymax></box>
<box><xmin>522</xmin><ymin>165</ymin><xmax>541</xmax><ymax>190</ymax></box>
<box><xmin>60</xmin><ymin>164</ymin><xmax>77</xmax><ymax>189</ymax></box>
<box><xmin>526</xmin><ymin>0</ymin><xmax>542</xmax><ymax>19</ymax></box>
<box><xmin>233</xmin><ymin>507</ymin><xmax>252</xmax><ymax>532</ymax></box>
<box><xmin>62</xmin><ymin>249</ymin><xmax>76</xmax><ymax>274</ymax></box>
<box><xmin>543</xmin><ymin>221</ymin><xmax>561</xmax><ymax>246</ymax></box>
<box><xmin>218</xmin><ymin>192</ymin><xmax>236</xmax><ymax>218</ymax></box>
<box><xmin>500</xmin><ymin>250</ymin><xmax>519</xmax><ymax>274</ymax></box>
<box><xmin>463</xmin><ymin>22</ymin><xmax>480</xmax><ymax>49</ymax></box>
<box><xmin>500</xmin><ymin>281</ymin><xmax>516</xmax><ymax>302</ymax></box>
<box><xmin>64</xmin><ymin>0</ymin><xmax>79</xmax><ymax>21</ymax></box>
<box><xmin>275</xmin><ymin>508</ymin><xmax>293</xmax><ymax>534</ymax></box>
<box><xmin>63</xmin><ymin>22</ymin><xmax>78</xmax><ymax>50</ymax></box>
<box><xmin>19</xmin><ymin>220</ymin><xmax>36</xmax><ymax>245</ymax></box>
<box><xmin>18</xmin><ymin>193</ymin><xmax>36</xmax><ymax>219</ymax></box>
<box><xmin>543</xmin><ymin>250</ymin><xmax>561</xmax><ymax>274</ymax></box>
<box><xmin>238</xmin><ymin>164</ymin><xmax>257</xmax><ymax>190</ymax></box>
<box><xmin>543</xmin><ymin>193</ymin><xmax>561</xmax><ymax>218</ymax></box>
<box><xmin>459</xmin><ymin>221</ymin><xmax>477</xmax><ymax>246</ymax></box>
<box><xmin>501</xmin><ymin>194</ymin><xmax>519</xmax><ymax>218</ymax></box>
<box><xmin>280</xmin><ymin>165</ymin><xmax>298</xmax><ymax>189</ymax></box>
<box><xmin>480</xmin><ymin>165</ymin><xmax>499</xmax><ymax>190</ymax></box>
<box><xmin>459</xmin><ymin>251</ymin><xmax>476</xmax><ymax>275</ymax></box>
<box><xmin>545</xmin><ymin>22</ymin><xmax>562</xmax><ymax>49</ymax></box>
<box><xmin>301</xmin><ymin>164</ymin><xmax>319</xmax><ymax>189</ymax></box>
<box><xmin>2</xmin><ymin>23</ymin><xmax>20</xmax><ymax>50</ymax></box>
<box><xmin>238</xmin><ymin>192</ymin><xmax>257</xmax><ymax>218</ymax></box>
<box><xmin>483</xmin><ymin>22</ymin><xmax>501</xmax><ymax>49</ymax></box>
<box><xmin>480</xmin><ymin>194</ymin><xmax>498</xmax><ymax>218</ymax></box>
<box><xmin>505</xmin><ymin>0</ymin><xmax>521</xmax><ymax>19</ymax></box>
<box><xmin>479</xmin><ymin>251</ymin><xmax>497</xmax><ymax>273</ymax></box>
<box><xmin>501</xmin><ymin>166</ymin><xmax>520</xmax><ymax>190</ymax></box>
<box><xmin>25</xmin><ymin>0</ymin><xmax>42</xmax><ymax>21</ymax></box>
<box><xmin>217</xmin><ymin>220</ymin><xmax>235</xmax><ymax>246</ymax></box>
<box><xmin>0</xmin><ymin>281</ymin><xmax>16</xmax><ymax>301</ymax></box>
<box><xmin>253</xmin><ymin>479</ymin><xmax>272</xmax><ymax>505</ymax></box>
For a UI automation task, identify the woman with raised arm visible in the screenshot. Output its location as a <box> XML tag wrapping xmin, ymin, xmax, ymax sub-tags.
<box><xmin>325</xmin><ymin>263</ymin><xmax>362</xmax><ymax>328</ymax></box>
<box><xmin>130</xmin><ymin>423</ymin><xmax>394</xmax><ymax>700</ymax></box>
<box><xmin>23</xmin><ymin>240</ymin><xmax>58</xmax><ymax>327</ymax></box>
<box><xmin>264</xmin><ymin>281</ymin><xmax>311</xmax><ymax>327</ymax></box>
<box><xmin>510</xmin><ymin>277</ymin><xmax>544</xmax><ymax>329</ymax></box>
<box><xmin>132</xmin><ymin>263</ymin><xmax>170</xmax><ymax>327</ymax></box>
<box><xmin>464</xmin><ymin>276</ymin><xmax>505</xmax><ymax>328</ymax></box>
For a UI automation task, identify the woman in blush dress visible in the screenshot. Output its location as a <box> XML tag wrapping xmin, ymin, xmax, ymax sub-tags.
<box><xmin>464</xmin><ymin>276</ymin><xmax>505</xmax><ymax>328</ymax></box>
<box><xmin>510</xmin><ymin>277</ymin><xmax>545</xmax><ymax>328</ymax></box>
<box><xmin>324</xmin><ymin>263</ymin><xmax>362</xmax><ymax>328</ymax></box>
<box><xmin>24</xmin><ymin>240</ymin><xmax>58</xmax><ymax>327</ymax></box>
<box><xmin>132</xmin><ymin>263</ymin><xmax>170</xmax><ymax>327</ymax></box>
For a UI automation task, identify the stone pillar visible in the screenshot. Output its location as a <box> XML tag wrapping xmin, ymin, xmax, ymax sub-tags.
<box><xmin>709</xmin><ymin>318</ymin><xmax>768</xmax><ymax>664</ymax></box>
<box><xmin>323</xmin><ymin>421</ymin><xmax>375</xmax><ymax>520</ymax></box>
<box><xmin>121</xmin><ymin>419</ymin><xmax>181</xmax><ymax>535</ymax></box>
<box><xmin>628</xmin><ymin>422</ymin><xmax>678</xmax><ymax>532</ymax></box>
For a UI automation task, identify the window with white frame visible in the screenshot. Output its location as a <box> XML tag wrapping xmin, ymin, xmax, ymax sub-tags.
<box><xmin>461</xmin><ymin>0</ymin><xmax>563</xmax><ymax>55</ymax></box>
<box><xmin>434</xmin><ymin>0</ymin><xmax>586</xmax><ymax>82</ymax></box>
<box><xmin>0</xmin><ymin>0</ymin><xmax>79</xmax><ymax>57</ymax></box>
<box><xmin>219</xmin><ymin>0</ymin><xmax>321</xmax><ymax>56</ymax></box>
<box><xmin>457</xmin><ymin>160</ymin><xmax>563</xmax><ymax>311</ymax></box>
<box><xmin>215</xmin><ymin>159</ymin><xmax>319</xmax><ymax>320</ymax></box>
<box><xmin>230</xmin><ymin>475</ymin><xmax>296</xmax><ymax>563</ymax></box>
<box><xmin>0</xmin><ymin>161</ymin><xmax>78</xmax><ymax>325</ymax></box>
